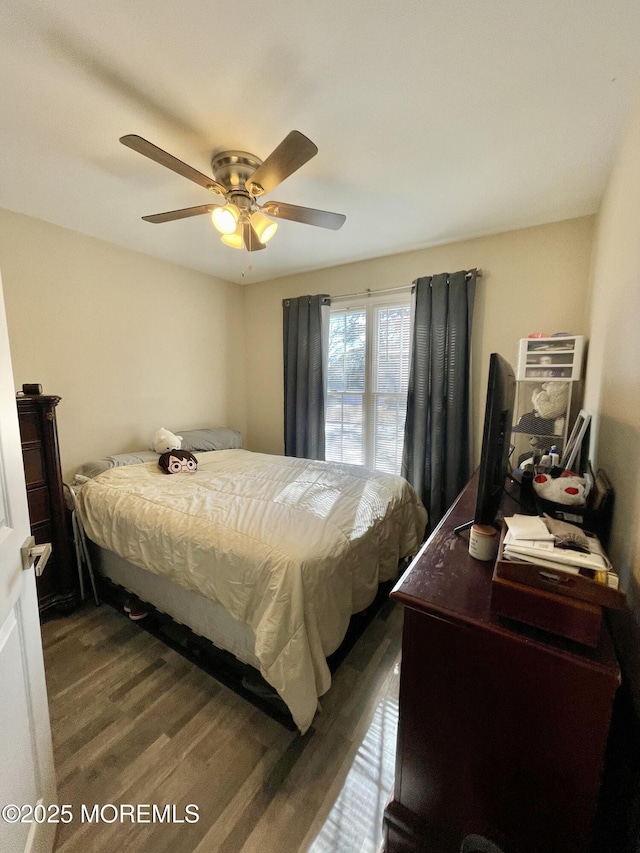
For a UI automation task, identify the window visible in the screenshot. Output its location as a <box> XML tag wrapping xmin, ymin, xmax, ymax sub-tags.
<box><xmin>325</xmin><ymin>296</ymin><xmax>411</xmax><ymax>474</ymax></box>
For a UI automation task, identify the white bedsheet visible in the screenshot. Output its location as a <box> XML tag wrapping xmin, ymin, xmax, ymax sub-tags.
<box><xmin>77</xmin><ymin>449</ymin><xmax>427</xmax><ymax>732</ymax></box>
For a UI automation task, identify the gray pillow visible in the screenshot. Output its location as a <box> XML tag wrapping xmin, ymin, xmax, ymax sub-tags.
<box><xmin>79</xmin><ymin>451</ymin><xmax>160</xmax><ymax>479</ymax></box>
<box><xmin>178</xmin><ymin>428</ymin><xmax>242</xmax><ymax>452</ymax></box>
<box><xmin>78</xmin><ymin>428</ymin><xmax>242</xmax><ymax>479</ymax></box>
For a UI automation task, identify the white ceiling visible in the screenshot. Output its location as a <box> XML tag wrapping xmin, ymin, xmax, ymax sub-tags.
<box><xmin>1</xmin><ymin>1</ymin><xmax>639</xmax><ymax>285</ymax></box>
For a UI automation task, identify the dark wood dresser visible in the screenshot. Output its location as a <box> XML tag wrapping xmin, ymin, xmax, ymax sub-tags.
<box><xmin>17</xmin><ymin>394</ymin><xmax>76</xmax><ymax>616</ymax></box>
<box><xmin>383</xmin><ymin>474</ymin><xmax>620</xmax><ymax>853</ymax></box>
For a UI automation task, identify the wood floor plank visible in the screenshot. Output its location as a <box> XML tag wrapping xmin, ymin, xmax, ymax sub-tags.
<box><xmin>192</xmin><ymin>732</ymin><xmax>296</xmax><ymax>853</ymax></box>
<box><xmin>42</xmin><ymin>599</ymin><xmax>403</xmax><ymax>852</ymax></box>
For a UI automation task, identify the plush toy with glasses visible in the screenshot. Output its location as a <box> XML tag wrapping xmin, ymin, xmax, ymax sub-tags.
<box><xmin>158</xmin><ymin>450</ymin><xmax>198</xmax><ymax>474</ymax></box>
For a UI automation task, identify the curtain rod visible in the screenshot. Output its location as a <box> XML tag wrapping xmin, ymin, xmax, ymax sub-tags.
<box><xmin>330</xmin><ymin>269</ymin><xmax>481</xmax><ymax>302</ymax></box>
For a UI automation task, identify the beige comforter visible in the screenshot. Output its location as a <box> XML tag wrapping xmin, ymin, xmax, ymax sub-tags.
<box><xmin>77</xmin><ymin>449</ymin><xmax>427</xmax><ymax>732</ymax></box>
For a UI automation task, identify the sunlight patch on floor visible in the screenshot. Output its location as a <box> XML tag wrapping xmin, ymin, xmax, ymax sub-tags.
<box><xmin>308</xmin><ymin>697</ymin><xmax>398</xmax><ymax>853</ymax></box>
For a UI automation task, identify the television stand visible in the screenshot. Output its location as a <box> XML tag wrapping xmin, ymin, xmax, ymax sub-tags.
<box><xmin>453</xmin><ymin>517</ymin><xmax>503</xmax><ymax>535</ymax></box>
<box><xmin>454</xmin><ymin>471</ymin><xmax>530</xmax><ymax>536</ymax></box>
<box><xmin>452</xmin><ymin>518</ymin><xmax>474</xmax><ymax>535</ymax></box>
<box><xmin>383</xmin><ymin>470</ymin><xmax>619</xmax><ymax>853</ymax></box>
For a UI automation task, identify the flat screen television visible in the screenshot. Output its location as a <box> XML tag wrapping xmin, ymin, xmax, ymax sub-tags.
<box><xmin>455</xmin><ymin>352</ymin><xmax>516</xmax><ymax>534</ymax></box>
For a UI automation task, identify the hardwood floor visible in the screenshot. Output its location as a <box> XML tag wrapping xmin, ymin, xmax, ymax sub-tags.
<box><xmin>41</xmin><ymin>598</ymin><xmax>403</xmax><ymax>852</ymax></box>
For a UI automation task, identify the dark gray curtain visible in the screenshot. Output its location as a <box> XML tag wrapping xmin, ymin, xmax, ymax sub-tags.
<box><xmin>283</xmin><ymin>294</ymin><xmax>330</xmax><ymax>459</ymax></box>
<box><xmin>401</xmin><ymin>270</ymin><xmax>476</xmax><ymax>527</ymax></box>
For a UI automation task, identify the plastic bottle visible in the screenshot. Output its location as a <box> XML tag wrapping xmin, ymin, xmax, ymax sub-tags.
<box><xmin>549</xmin><ymin>445</ymin><xmax>560</xmax><ymax>467</ymax></box>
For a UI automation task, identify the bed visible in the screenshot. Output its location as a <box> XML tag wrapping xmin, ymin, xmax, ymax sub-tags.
<box><xmin>75</xmin><ymin>430</ymin><xmax>427</xmax><ymax>733</ymax></box>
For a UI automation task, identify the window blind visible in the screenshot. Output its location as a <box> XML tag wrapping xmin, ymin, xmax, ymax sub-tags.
<box><xmin>326</xmin><ymin>299</ymin><xmax>411</xmax><ymax>474</ymax></box>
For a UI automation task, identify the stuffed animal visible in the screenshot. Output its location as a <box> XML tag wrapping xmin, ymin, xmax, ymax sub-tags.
<box><xmin>151</xmin><ymin>427</ymin><xmax>183</xmax><ymax>454</ymax></box>
<box><xmin>533</xmin><ymin>474</ymin><xmax>586</xmax><ymax>506</ymax></box>
<box><xmin>531</xmin><ymin>382</ymin><xmax>569</xmax><ymax>420</ymax></box>
<box><xmin>158</xmin><ymin>450</ymin><xmax>198</xmax><ymax>474</ymax></box>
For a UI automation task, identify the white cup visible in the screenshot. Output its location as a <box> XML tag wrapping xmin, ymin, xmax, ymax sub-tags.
<box><xmin>469</xmin><ymin>524</ymin><xmax>499</xmax><ymax>562</ymax></box>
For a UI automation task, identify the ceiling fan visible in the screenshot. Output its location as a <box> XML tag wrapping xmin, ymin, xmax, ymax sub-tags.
<box><xmin>120</xmin><ymin>131</ymin><xmax>346</xmax><ymax>252</ymax></box>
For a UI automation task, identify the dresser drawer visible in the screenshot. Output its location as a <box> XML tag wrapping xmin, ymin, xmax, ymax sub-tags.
<box><xmin>18</xmin><ymin>410</ymin><xmax>41</xmax><ymax>444</ymax></box>
<box><xmin>31</xmin><ymin>519</ymin><xmax>53</xmax><ymax>545</ymax></box>
<box><xmin>22</xmin><ymin>445</ymin><xmax>46</xmax><ymax>486</ymax></box>
<box><xmin>27</xmin><ymin>486</ymin><xmax>51</xmax><ymax>526</ymax></box>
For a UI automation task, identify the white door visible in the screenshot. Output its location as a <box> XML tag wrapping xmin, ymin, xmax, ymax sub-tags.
<box><xmin>0</xmin><ymin>270</ymin><xmax>57</xmax><ymax>853</ymax></box>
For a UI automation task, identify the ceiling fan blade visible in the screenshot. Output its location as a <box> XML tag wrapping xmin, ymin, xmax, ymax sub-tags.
<box><xmin>261</xmin><ymin>201</ymin><xmax>346</xmax><ymax>230</ymax></box>
<box><xmin>141</xmin><ymin>204</ymin><xmax>218</xmax><ymax>223</ymax></box>
<box><xmin>242</xmin><ymin>221</ymin><xmax>266</xmax><ymax>252</ymax></box>
<box><xmin>120</xmin><ymin>135</ymin><xmax>227</xmax><ymax>196</ymax></box>
<box><xmin>245</xmin><ymin>131</ymin><xmax>318</xmax><ymax>197</ymax></box>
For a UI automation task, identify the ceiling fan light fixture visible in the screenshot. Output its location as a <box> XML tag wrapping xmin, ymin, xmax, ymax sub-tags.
<box><xmin>250</xmin><ymin>210</ymin><xmax>278</xmax><ymax>244</ymax></box>
<box><xmin>211</xmin><ymin>203</ymin><xmax>239</xmax><ymax>235</ymax></box>
<box><xmin>220</xmin><ymin>223</ymin><xmax>244</xmax><ymax>249</ymax></box>
<box><xmin>122</xmin><ymin>132</ymin><xmax>346</xmax><ymax>252</ymax></box>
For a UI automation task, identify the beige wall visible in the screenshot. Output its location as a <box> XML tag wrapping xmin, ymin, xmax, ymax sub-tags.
<box><xmin>584</xmin><ymin>91</ymin><xmax>640</xmax><ymax>617</ymax></box>
<box><xmin>0</xmin><ymin>209</ymin><xmax>247</xmax><ymax>480</ymax></box>
<box><xmin>0</xmin><ymin>206</ymin><xmax>597</xmax><ymax>491</ymax></box>
<box><xmin>243</xmin><ymin>216</ymin><xmax>595</xmax><ymax>463</ymax></box>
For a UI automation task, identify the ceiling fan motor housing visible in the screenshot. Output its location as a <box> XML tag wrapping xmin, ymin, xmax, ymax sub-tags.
<box><xmin>210</xmin><ymin>151</ymin><xmax>263</xmax><ymax>194</ymax></box>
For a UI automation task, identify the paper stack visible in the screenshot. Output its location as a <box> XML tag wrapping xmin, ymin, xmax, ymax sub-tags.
<box><xmin>503</xmin><ymin>514</ymin><xmax>611</xmax><ymax>576</ymax></box>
